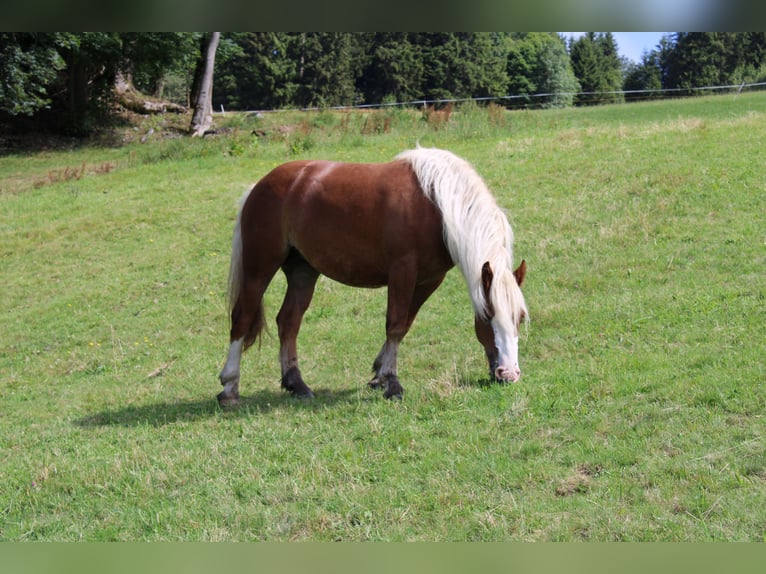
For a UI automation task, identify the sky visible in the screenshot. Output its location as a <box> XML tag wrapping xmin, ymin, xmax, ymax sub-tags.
<box><xmin>562</xmin><ymin>32</ymin><xmax>670</xmax><ymax>63</ymax></box>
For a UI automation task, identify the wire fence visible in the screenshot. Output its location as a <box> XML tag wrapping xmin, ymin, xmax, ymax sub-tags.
<box><xmin>232</xmin><ymin>81</ymin><xmax>766</xmax><ymax>115</ymax></box>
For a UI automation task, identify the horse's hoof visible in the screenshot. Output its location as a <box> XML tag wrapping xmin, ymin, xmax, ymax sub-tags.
<box><xmin>370</xmin><ymin>374</ymin><xmax>403</xmax><ymax>399</ymax></box>
<box><xmin>368</xmin><ymin>377</ymin><xmax>383</xmax><ymax>389</ymax></box>
<box><xmin>217</xmin><ymin>390</ymin><xmax>240</xmax><ymax>408</ymax></box>
<box><xmin>281</xmin><ymin>366</ymin><xmax>315</xmax><ymax>399</ymax></box>
<box><xmin>382</xmin><ymin>375</ymin><xmax>404</xmax><ymax>400</ymax></box>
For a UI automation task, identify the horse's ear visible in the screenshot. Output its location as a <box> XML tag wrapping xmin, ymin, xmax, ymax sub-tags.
<box><xmin>481</xmin><ymin>261</ymin><xmax>494</xmax><ymax>299</ymax></box>
<box><xmin>513</xmin><ymin>259</ymin><xmax>527</xmax><ymax>288</ymax></box>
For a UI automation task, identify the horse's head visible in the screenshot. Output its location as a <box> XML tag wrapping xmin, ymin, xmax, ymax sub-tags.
<box><xmin>474</xmin><ymin>259</ymin><xmax>527</xmax><ymax>383</ymax></box>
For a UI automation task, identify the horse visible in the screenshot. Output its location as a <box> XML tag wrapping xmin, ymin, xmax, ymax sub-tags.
<box><xmin>217</xmin><ymin>147</ymin><xmax>527</xmax><ymax>405</ymax></box>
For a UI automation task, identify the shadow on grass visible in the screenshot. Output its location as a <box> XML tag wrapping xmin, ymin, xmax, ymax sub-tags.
<box><xmin>459</xmin><ymin>375</ymin><xmax>503</xmax><ymax>390</ymax></box>
<box><xmin>74</xmin><ymin>386</ymin><xmax>364</xmax><ymax>428</ymax></box>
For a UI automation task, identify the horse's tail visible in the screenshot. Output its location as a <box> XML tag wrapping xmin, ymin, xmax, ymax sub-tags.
<box><xmin>227</xmin><ymin>189</ymin><xmax>266</xmax><ymax>351</ymax></box>
<box><xmin>227</xmin><ymin>205</ymin><xmax>245</xmax><ymax>317</ymax></box>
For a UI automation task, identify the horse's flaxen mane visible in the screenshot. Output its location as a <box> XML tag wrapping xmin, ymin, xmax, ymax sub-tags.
<box><xmin>396</xmin><ymin>147</ymin><xmax>527</xmax><ymax>331</ymax></box>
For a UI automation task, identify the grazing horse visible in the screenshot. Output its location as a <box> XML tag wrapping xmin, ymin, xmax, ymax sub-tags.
<box><xmin>218</xmin><ymin>147</ymin><xmax>527</xmax><ymax>405</ymax></box>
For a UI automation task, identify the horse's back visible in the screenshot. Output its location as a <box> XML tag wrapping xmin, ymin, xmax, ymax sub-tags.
<box><xmin>241</xmin><ymin>159</ymin><xmax>452</xmax><ymax>287</ymax></box>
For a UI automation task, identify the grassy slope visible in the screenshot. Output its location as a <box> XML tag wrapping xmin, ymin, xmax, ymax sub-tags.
<box><xmin>1</xmin><ymin>95</ymin><xmax>764</xmax><ymax>540</ymax></box>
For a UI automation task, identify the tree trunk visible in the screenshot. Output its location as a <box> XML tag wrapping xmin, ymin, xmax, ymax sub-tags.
<box><xmin>190</xmin><ymin>32</ymin><xmax>220</xmax><ymax>137</ymax></box>
<box><xmin>66</xmin><ymin>53</ymin><xmax>90</xmax><ymax>134</ymax></box>
<box><xmin>114</xmin><ymin>70</ymin><xmax>134</xmax><ymax>94</ymax></box>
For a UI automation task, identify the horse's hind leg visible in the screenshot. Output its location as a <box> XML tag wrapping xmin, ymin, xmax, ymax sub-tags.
<box><xmin>219</xmin><ymin>337</ymin><xmax>245</xmax><ymax>407</ymax></box>
<box><xmin>218</xmin><ymin>273</ymin><xmax>275</xmax><ymax>406</ymax></box>
<box><xmin>277</xmin><ymin>252</ymin><xmax>319</xmax><ymax>398</ymax></box>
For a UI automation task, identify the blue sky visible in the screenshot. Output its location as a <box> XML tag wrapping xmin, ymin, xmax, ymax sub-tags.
<box><xmin>562</xmin><ymin>32</ymin><xmax>670</xmax><ymax>63</ymax></box>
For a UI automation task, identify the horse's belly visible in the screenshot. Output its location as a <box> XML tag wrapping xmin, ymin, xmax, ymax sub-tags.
<box><xmin>290</xmin><ymin>238</ymin><xmax>390</xmax><ymax>288</ymax></box>
<box><xmin>290</xmin><ymin>226</ymin><xmax>451</xmax><ymax>289</ymax></box>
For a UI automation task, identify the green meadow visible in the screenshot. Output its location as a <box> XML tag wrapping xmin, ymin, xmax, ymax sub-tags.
<box><xmin>1</xmin><ymin>94</ymin><xmax>764</xmax><ymax>540</ymax></box>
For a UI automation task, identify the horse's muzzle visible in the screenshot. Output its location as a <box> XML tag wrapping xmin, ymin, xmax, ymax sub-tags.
<box><xmin>495</xmin><ymin>366</ymin><xmax>521</xmax><ymax>383</ymax></box>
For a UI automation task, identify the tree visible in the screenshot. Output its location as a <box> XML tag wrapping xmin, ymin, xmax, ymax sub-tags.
<box><xmin>190</xmin><ymin>32</ymin><xmax>220</xmax><ymax>136</ymax></box>
<box><xmin>120</xmin><ymin>33</ymin><xmax>197</xmax><ymax>98</ymax></box>
<box><xmin>623</xmin><ymin>50</ymin><xmax>662</xmax><ymax>101</ymax></box>
<box><xmin>2</xmin><ymin>33</ymin><xmax>202</xmax><ymax>134</ymax></box>
<box><xmin>535</xmin><ymin>36</ymin><xmax>580</xmax><ymax>108</ymax></box>
<box><xmin>213</xmin><ymin>33</ymin><xmax>366</xmax><ymax>110</ymax></box>
<box><xmin>57</xmin><ymin>33</ymin><xmax>124</xmax><ymax>134</ymax></box>
<box><xmin>662</xmin><ymin>32</ymin><xmax>766</xmax><ymax>93</ymax></box>
<box><xmin>290</xmin><ymin>33</ymin><xmax>362</xmax><ymax>108</ymax></box>
<box><xmin>0</xmin><ymin>33</ymin><xmax>73</xmax><ymax>117</ymax></box>
<box><xmin>505</xmin><ymin>33</ymin><xmax>538</xmax><ymax>104</ymax></box>
<box><xmin>413</xmin><ymin>33</ymin><xmax>508</xmax><ymax>103</ymax></box>
<box><xmin>214</xmin><ymin>33</ymin><xmax>297</xmax><ymax>111</ymax></box>
<box><xmin>358</xmin><ymin>33</ymin><xmax>423</xmax><ymax>105</ymax></box>
<box><xmin>727</xmin><ymin>32</ymin><xmax>766</xmax><ymax>83</ymax></box>
<box><xmin>664</xmin><ymin>33</ymin><xmax>728</xmax><ymax>93</ymax></box>
<box><xmin>570</xmin><ymin>32</ymin><xmax>623</xmax><ymax>105</ymax></box>
<box><xmin>456</xmin><ymin>32</ymin><xmax>509</xmax><ymax>99</ymax></box>
<box><xmin>506</xmin><ymin>33</ymin><xmax>579</xmax><ymax>108</ymax></box>
<box><xmin>2</xmin><ymin>32</ymin><xmax>225</xmax><ymax>135</ymax></box>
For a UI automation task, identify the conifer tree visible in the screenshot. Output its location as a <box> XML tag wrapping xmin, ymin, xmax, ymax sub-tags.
<box><xmin>570</xmin><ymin>32</ymin><xmax>623</xmax><ymax>105</ymax></box>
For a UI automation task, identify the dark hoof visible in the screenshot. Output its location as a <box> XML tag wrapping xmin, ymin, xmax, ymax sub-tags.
<box><xmin>281</xmin><ymin>366</ymin><xmax>315</xmax><ymax>399</ymax></box>
<box><xmin>381</xmin><ymin>374</ymin><xmax>404</xmax><ymax>400</ymax></box>
<box><xmin>217</xmin><ymin>390</ymin><xmax>240</xmax><ymax>408</ymax></box>
<box><xmin>368</xmin><ymin>376</ymin><xmax>383</xmax><ymax>389</ymax></box>
<box><xmin>370</xmin><ymin>374</ymin><xmax>404</xmax><ymax>399</ymax></box>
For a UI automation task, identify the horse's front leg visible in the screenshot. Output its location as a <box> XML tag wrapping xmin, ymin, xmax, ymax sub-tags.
<box><xmin>369</xmin><ymin>339</ymin><xmax>404</xmax><ymax>399</ymax></box>
<box><xmin>369</xmin><ymin>273</ymin><xmax>445</xmax><ymax>399</ymax></box>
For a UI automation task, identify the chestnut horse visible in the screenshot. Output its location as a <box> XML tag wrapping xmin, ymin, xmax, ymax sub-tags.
<box><xmin>218</xmin><ymin>147</ymin><xmax>527</xmax><ymax>405</ymax></box>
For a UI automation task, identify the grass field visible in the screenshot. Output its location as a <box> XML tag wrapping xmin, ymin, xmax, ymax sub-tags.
<box><xmin>1</xmin><ymin>94</ymin><xmax>765</xmax><ymax>541</ymax></box>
